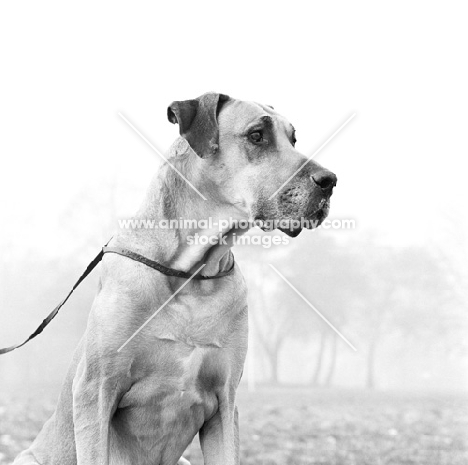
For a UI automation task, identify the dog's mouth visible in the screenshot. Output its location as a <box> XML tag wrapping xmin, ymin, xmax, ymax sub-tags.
<box><xmin>305</xmin><ymin>198</ymin><xmax>330</xmax><ymax>227</ymax></box>
<box><xmin>278</xmin><ymin>198</ymin><xmax>331</xmax><ymax>237</ymax></box>
<box><xmin>252</xmin><ymin>190</ymin><xmax>333</xmax><ymax>237</ymax></box>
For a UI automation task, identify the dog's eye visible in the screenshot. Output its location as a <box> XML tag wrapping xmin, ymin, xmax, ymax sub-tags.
<box><xmin>249</xmin><ymin>131</ymin><xmax>263</xmax><ymax>143</ymax></box>
<box><xmin>292</xmin><ymin>132</ymin><xmax>297</xmax><ymax>147</ymax></box>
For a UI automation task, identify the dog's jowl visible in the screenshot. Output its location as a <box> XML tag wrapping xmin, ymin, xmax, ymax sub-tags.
<box><xmin>13</xmin><ymin>93</ymin><xmax>336</xmax><ymax>465</ymax></box>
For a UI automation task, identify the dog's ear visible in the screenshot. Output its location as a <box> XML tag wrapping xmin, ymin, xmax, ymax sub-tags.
<box><xmin>167</xmin><ymin>92</ymin><xmax>230</xmax><ymax>158</ymax></box>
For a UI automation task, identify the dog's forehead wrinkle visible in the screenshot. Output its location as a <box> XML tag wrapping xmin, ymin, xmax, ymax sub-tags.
<box><xmin>218</xmin><ymin>100</ymin><xmax>287</xmax><ymax>133</ymax></box>
<box><xmin>244</xmin><ymin>114</ymin><xmax>275</xmax><ymax>130</ymax></box>
<box><xmin>252</xmin><ymin>101</ymin><xmax>277</xmax><ymax>114</ymax></box>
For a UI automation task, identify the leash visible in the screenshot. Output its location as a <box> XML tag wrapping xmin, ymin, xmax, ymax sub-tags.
<box><xmin>0</xmin><ymin>246</ymin><xmax>105</xmax><ymax>355</ymax></box>
<box><xmin>102</xmin><ymin>246</ymin><xmax>234</xmax><ymax>280</ymax></box>
<box><xmin>0</xmin><ymin>244</ymin><xmax>234</xmax><ymax>355</ymax></box>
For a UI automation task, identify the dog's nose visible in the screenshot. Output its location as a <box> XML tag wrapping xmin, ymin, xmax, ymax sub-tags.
<box><xmin>311</xmin><ymin>170</ymin><xmax>337</xmax><ymax>192</ymax></box>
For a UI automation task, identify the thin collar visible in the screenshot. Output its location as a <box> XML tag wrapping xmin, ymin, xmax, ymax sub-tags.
<box><xmin>102</xmin><ymin>246</ymin><xmax>235</xmax><ymax>280</ymax></box>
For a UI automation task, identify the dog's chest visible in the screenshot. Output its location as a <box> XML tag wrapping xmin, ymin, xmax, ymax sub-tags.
<box><xmin>114</xmin><ymin>343</ymin><xmax>234</xmax><ymax>444</ymax></box>
<box><xmin>144</xmin><ymin>272</ymin><xmax>248</xmax><ymax>348</ymax></box>
<box><xmin>111</xmin><ymin>272</ymin><xmax>248</xmax><ymax>452</ymax></box>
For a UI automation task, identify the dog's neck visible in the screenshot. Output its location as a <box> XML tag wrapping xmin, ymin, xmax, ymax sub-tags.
<box><xmin>117</xmin><ymin>138</ymin><xmax>249</xmax><ymax>277</ymax></box>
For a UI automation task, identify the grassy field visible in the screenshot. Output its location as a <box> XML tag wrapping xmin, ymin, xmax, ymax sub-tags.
<box><xmin>0</xmin><ymin>386</ymin><xmax>466</xmax><ymax>464</ymax></box>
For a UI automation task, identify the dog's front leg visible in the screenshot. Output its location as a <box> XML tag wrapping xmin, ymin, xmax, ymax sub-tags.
<box><xmin>199</xmin><ymin>403</ymin><xmax>240</xmax><ymax>465</ymax></box>
<box><xmin>72</xmin><ymin>350</ymin><xmax>131</xmax><ymax>465</ymax></box>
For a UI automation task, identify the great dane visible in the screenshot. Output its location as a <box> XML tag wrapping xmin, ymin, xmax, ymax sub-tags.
<box><xmin>13</xmin><ymin>92</ymin><xmax>337</xmax><ymax>465</ymax></box>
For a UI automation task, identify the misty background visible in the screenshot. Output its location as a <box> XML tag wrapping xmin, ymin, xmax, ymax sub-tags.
<box><xmin>0</xmin><ymin>1</ymin><xmax>467</xmax><ymax>463</ymax></box>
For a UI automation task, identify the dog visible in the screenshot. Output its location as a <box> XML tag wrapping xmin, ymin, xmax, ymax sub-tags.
<box><xmin>13</xmin><ymin>92</ymin><xmax>337</xmax><ymax>465</ymax></box>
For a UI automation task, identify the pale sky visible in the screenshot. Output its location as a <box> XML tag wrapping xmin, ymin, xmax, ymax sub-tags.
<box><xmin>1</xmin><ymin>1</ymin><xmax>467</xmax><ymax>258</ymax></box>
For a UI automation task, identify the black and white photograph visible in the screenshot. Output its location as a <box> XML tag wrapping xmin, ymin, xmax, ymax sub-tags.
<box><xmin>0</xmin><ymin>2</ymin><xmax>467</xmax><ymax>464</ymax></box>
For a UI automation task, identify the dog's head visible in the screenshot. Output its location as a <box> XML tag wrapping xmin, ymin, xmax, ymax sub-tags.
<box><xmin>168</xmin><ymin>92</ymin><xmax>337</xmax><ymax>236</ymax></box>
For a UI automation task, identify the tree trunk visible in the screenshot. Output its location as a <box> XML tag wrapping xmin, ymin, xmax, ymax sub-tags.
<box><xmin>324</xmin><ymin>333</ymin><xmax>338</xmax><ymax>387</ymax></box>
<box><xmin>311</xmin><ymin>330</ymin><xmax>327</xmax><ymax>386</ymax></box>
<box><xmin>270</xmin><ymin>346</ymin><xmax>279</xmax><ymax>384</ymax></box>
<box><xmin>251</xmin><ymin>319</ymin><xmax>283</xmax><ymax>384</ymax></box>
<box><xmin>268</xmin><ymin>338</ymin><xmax>285</xmax><ymax>385</ymax></box>
<box><xmin>366</xmin><ymin>337</ymin><xmax>378</xmax><ymax>389</ymax></box>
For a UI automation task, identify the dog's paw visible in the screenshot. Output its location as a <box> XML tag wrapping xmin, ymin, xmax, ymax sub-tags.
<box><xmin>177</xmin><ymin>457</ymin><xmax>191</xmax><ymax>465</ymax></box>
